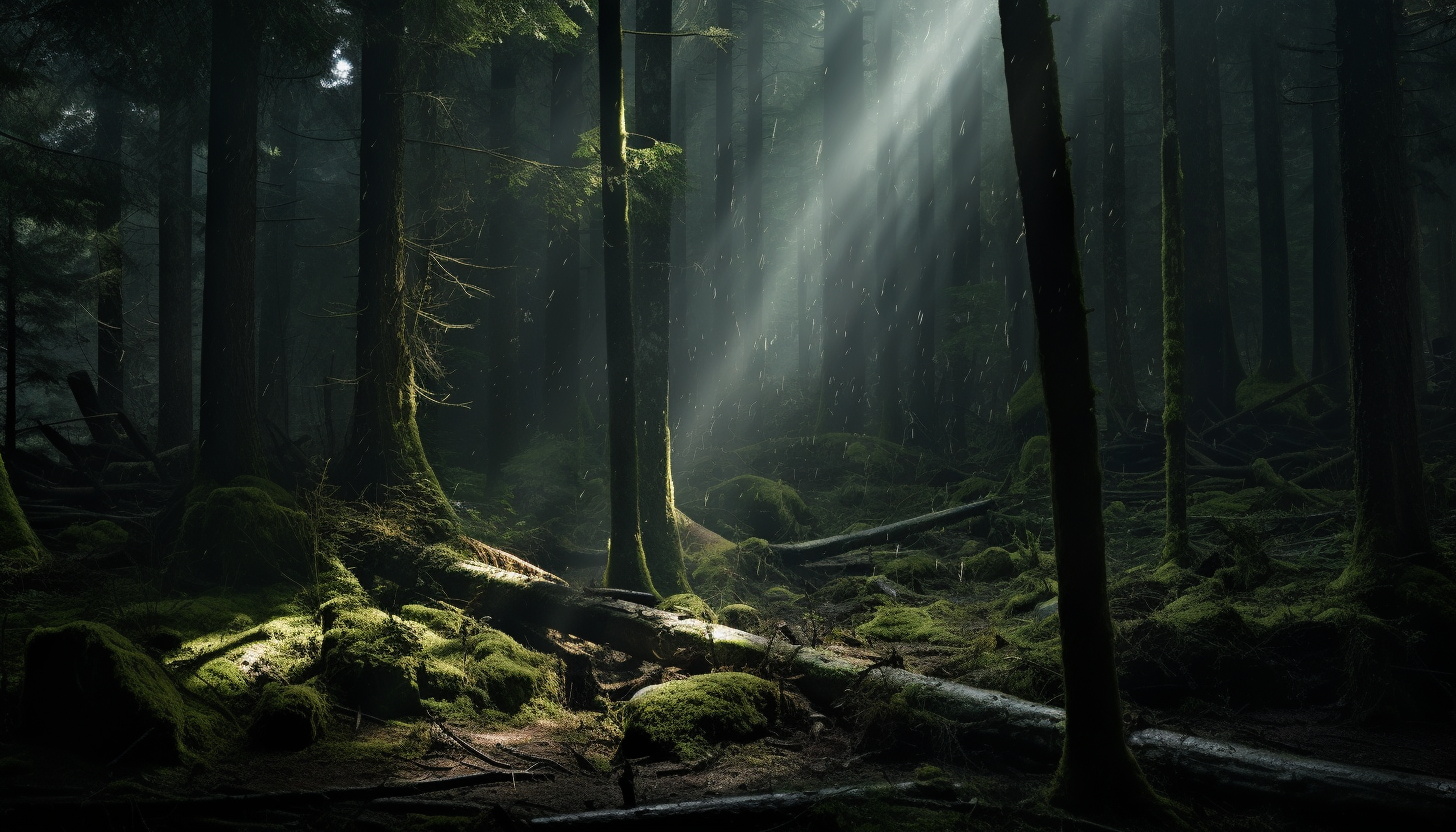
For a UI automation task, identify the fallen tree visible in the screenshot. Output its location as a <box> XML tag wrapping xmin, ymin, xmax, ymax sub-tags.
<box><xmin>436</xmin><ymin>560</ymin><xmax>1456</xmax><ymax>823</ymax></box>
<box><xmin>767</xmin><ymin>498</ymin><xmax>1002</xmax><ymax>564</ymax></box>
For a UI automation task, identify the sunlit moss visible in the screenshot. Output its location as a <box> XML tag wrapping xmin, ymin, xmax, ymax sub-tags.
<box><xmin>620</xmin><ymin>671</ymin><xmax>783</xmax><ymax>761</ymax></box>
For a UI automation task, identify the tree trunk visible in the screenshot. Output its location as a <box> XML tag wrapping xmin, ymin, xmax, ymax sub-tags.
<box><xmin>93</xmin><ymin>84</ymin><xmax>125</xmax><ymax>417</ymax></box>
<box><xmin>1250</xmin><ymin>2</ymin><xmax>1295</xmax><ymax>383</ymax></box>
<box><xmin>712</xmin><ymin>0</ymin><xmax>735</xmax><ymax>384</ymax></box>
<box><xmin>1160</xmin><ymin>0</ymin><xmax>1189</xmax><ymax>567</ymax></box>
<box><xmin>817</xmin><ymin>1</ymin><xmax>867</xmax><ymax>433</ymax></box>
<box><xmin>997</xmin><ymin>0</ymin><xmax>1162</xmax><ymax>812</ymax></box>
<box><xmin>797</xmin><ymin>144</ymin><xmax>813</xmax><ymax>381</ymax></box>
<box><xmin>199</xmin><ymin>0</ymin><xmax>267</xmax><ymax>484</ymax></box>
<box><xmin>4</xmin><ymin>210</ymin><xmax>14</xmax><ymax>453</ymax></box>
<box><xmin>157</xmin><ymin>100</ymin><xmax>194</xmax><ymax>451</ymax></box>
<box><xmin>544</xmin><ymin>21</ymin><xmax>587</xmax><ymax>435</ymax></box>
<box><xmin>909</xmin><ymin>97</ymin><xmax>936</xmax><ymax>446</ymax></box>
<box><xmin>340</xmin><ymin>0</ymin><xmax>455</xmax><ymax>531</ymax></box>
<box><xmin>0</xmin><ymin>449</ymin><xmax>46</xmax><ymax>569</ymax></box>
<box><xmin>1101</xmin><ymin>4</ymin><xmax>1138</xmax><ymax>421</ymax></box>
<box><xmin>874</xmin><ymin>0</ymin><xmax>901</xmax><ymax>441</ymax></box>
<box><xmin>1177</xmin><ymin>0</ymin><xmax>1242</xmax><ymax>423</ymax></box>
<box><xmin>599</xmin><ymin>0</ymin><xmax>655</xmax><ymax>596</ymax></box>
<box><xmin>743</xmin><ymin>0</ymin><xmax>765</xmax><ymax>357</ymax></box>
<box><xmin>941</xmin><ymin>29</ymin><xmax>983</xmax><ymax>452</ymax></box>
<box><xmin>486</xmin><ymin>47</ymin><xmax>521</xmax><ymax>472</ymax></box>
<box><xmin>633</xmin><ymin>0</ymin><xmax>689</xmax><ymax>596</ymax></box>
<box><xmin>259</xmin><ymin>88</ymin><xmax>299</xmax><ymax>436</ymax></box>
<box><xmin>1333</xmin><ymin>0</ymin><xmax>1437</xmax><ymax>590</ymax></box>
<box><xmin>1308</xmin><ymin>0</ymin><xmax>1347</xmax><ymax>397</ymax></box>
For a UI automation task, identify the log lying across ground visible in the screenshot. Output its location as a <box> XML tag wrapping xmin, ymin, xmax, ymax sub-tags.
<box><xmin>768</xmin><ymin>497</ymin><xmax>1002</xmax><ymax>564</ymax></box>
<box><xmin>440</xmin><ymin>561</ymin><xmax>1456</xmax><ymax>823</ymax></box>
<box><xmin>528</xmin><ymin>782</ymin><xmax>937</xmax><ymax>828</ymax></box>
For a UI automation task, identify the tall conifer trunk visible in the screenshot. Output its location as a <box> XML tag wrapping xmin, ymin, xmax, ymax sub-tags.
<box><xmin>341</xmin><ymin>0</ymin><xmax>454</xmax><ymax>530</ymax></box>
<box><xmin>4</xmin><ymin>210</ymin><xmax>15</xmax><ymax>452</ymax></box>
<box><xmin>486</xmin><ymin>48</ymin><xmax>521</xmax><ymax>472</ymax></box>
<box><xmin>1308</xmin><ymin>0</ymin><xmax>1347</xmax><ymax>394</ymax></box>
<box><xmin>874</xmin><ymin>0</ymin><xmax>901</xmax><ymax>440</ymax></box>
<box><xmin>997</xmin><ymin>0</ymin><xmax>1162</xmax><ymax>812</ymax></box>
<box><xmin>941</xmin><ymin>26</ymin><xmax>982</xmax><ymax>451</ymax></box>
<box><xmin>1250</xmin><ymin>2</ymin><xmax>1295</xmax><ymax>383</ymax></box>
<box><xmin>93</xmin><ymin>85</ymin><xmax>125</xmax><ymax>416</ymax></box>
<box><xmin>157</xmin><ymin>100</ymin><xmax>194</xmax><ymax>451</ymax></box>
<box><xmin>1160</xmin><ymin>0</ymin><xmax>1189</xmax><ymax>565</ymax></box>
<box><xmin>909</xmin><ymin>97</ymin><xmax>935</xmax><ymax>445</ymax></box>
<box><xmin>260</xmin><ymin>88</ymin><xmax>299</xmax><ymax>436</ymax></box>
<box><xmin>199</xmin><ymin>0</ymin><xmax>266</xmax><ymax>483</ymax></box>
<box><xmin>633</xmin><ymin>0</ymin><xmax>689</xmax><ymax>595</ymax></box>
<box><xmin>599</xmin><ymin>0</ymin><xmax>655</xmax><ymax>596</ymax></box>
<box><xmin>544</xmin><ymin>22</ymin><xmax>587</xmax><ymax>434</ymax></box>
<box><xmin>712</xmin><ymin>0</ymin><xmax>735</xmax><ymax>382</ymax></box>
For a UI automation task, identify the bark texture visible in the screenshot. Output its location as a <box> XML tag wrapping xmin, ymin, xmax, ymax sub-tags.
<box><xmin>1161</xmin><ymin>0</ymin><xmax>1189</xmax><ymax>566</ymax></box>
<box><xmin>1250</xmin><ymin>3</ymin><xmax>1294</xmax><ymax>383</ymax></box>
<box><xmin>157</xmin><ymin>101</ymin><xmax>193</xmax><ymax>451</ymax></box>
<box><xmin>1101</xmin><ymin>5</ymin><xmax>1138</xmax><ymax>420</ymax></box>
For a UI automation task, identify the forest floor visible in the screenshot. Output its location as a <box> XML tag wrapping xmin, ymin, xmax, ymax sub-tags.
<box><xmin>2</xmin><ymin>389</ymin><xmax>1455</xmax><ymax>830</ymax></box>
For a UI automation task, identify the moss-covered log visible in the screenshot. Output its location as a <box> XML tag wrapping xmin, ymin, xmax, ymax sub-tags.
<box><xmin>768</xmin><ymin>497</ymin><xmax>998</xmax><ymax>564</ymax></box>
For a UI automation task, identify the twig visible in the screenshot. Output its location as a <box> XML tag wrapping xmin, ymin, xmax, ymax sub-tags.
<box><xmin>429</xmin><ymin>717</ymin><xmax>516</xmax><ymax>769</ymax></box>
<box><xmin>495</xmin><ymin>744</ymin><xmax>575</xmax><ymax>776</ymax></box>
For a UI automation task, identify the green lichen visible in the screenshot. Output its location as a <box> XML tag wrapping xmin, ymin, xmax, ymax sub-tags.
<box><xmin>250</xmin><ymin>683</ymin><xmax>329</xmax><ymax>750</ymax></box>
<box><xmin>702</xmin><ymin>475</ymin><xmax>814</xmax><ymax>542</ymax></box>
<box><xmin>620</xmin><ymin>671</ymin><xmax>782</xmax><ymax>761</ymax></box>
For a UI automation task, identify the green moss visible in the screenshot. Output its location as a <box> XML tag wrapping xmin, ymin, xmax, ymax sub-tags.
<box><xmin>1104</xmin><ymin>500</ymin><xmax>1128</xmax><ymax>521</ymax></box>
<box><xmin>620</xmin><ymin>671</ymin><xmax>782</xmax><ymax>761</ymax></box>
<box><xmin>1236</xmin><ymin>372</ymin><xmax>1319</xmax><ymax>420</ymax></box>
<box><xmin>322</xmin><ymin>607</ymin><xmax>425</xmax><ymax>718</ymax></box>
<box><xmin>20</xmin><ymin>621</ymin><xmax>213</xmax><ymax>763</ymax></box>
<box><xmin>1251</xmin><ymin>458</ymin><xmax>1330</xmax><ymax>510</ymax></box>
<box><xmin>857</xmin><ymin>605</ymin><xmax>950</xmax><ymax>643</ymax></box>
<box><xmin>951</xmin><ymin>476</ymin><xmax>998</xmax><ymax>503</ymax></box>
<box><xmin>57</xmin><ymin>520</ymin><xmax>129</xmax><ymax>556</ymax></box>
<box><xmin>1018</xmin><ymin>435</ymin><xmax>1050</xmax><ymax>473</ymax></box>
<box><xmin>0</xmin><ymin>451</ymin><xmax>46</xmax><ymax>571</ymax></box>
<box><xmin>178</xmin><ymin>477</ymin><xmax>314</xmax><ymax>586</ymax></box>
<box><xmin>879</xmin><ymin>552</ymin><xmax>941</xmax><ymax>590</ymax></box>
<box><xmin>762</xmin><ymin>585</ymin><xmax>802</xmax><ymax>604</ymax></box>
<box><xmin>961</xmin><ymin>546</ymin><xmax>1016</xmax><ymax>582</ymax></box>
<box><xmin>1007</xmin><ymin>370</ymin><xmax>1045</xmax><ymax>426</ymax></box>
<box><xmin>702</xmin><ymin>475</ymin><xmax>814</xmax><ymax>542</ymax></box>
<box><xmin>658</xmin><ymin>593</ymin><xmax>716</xmax><ymax>623</ymax></box>
<box><xmin>250</xmin><ymin>684</ymin><xmax>329</xmax><ymax>750</ymax></box>
<box><xmin>104</xmin><ymin>460</ymin><xmax>158</xmax><ymax>483</ymax></box>
<box><xmin>717</xmin><ymin>603</ymin><xmax>761</xmax><ymax>630</ymax></box>
<box><xmin>399</xmin><ymin>603</ymin><xmax>466</xmax><ymax>637</ymax></box>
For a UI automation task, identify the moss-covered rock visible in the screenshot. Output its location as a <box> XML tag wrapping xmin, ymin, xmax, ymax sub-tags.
<box><xmin>1018</xmin><ymin>435</ymin><xmax>1050</xmax><ymax>473</ymax></box>
<box><xmin>57</xmin><ymin>520</ymin><xmax>129</xmax><ymax>557</ymax></box>
<box><xmin>250</xmin><ymin>684</ymin><xmax>329</xmax><ymax>750</ymax></box>
<box><xmin>21</xmin><ymin>621</ymin><xmax>196</xmax><ymax>762</ymax></box>
<box><xmin>717</xmin><ymin>603</ymin><xmax>762</xmax><ymax>630</ymax></box>
<box><xmin>1007</xmin><ymin>371</ymin><xmax>1046</xmax><ymax>436</ymax></box>
<box><xmin>658</xmin><ymin>593</ymin><xmax>717</xmax><ymax>624</ymax></box>
<box><xmin>857</xmin><ymin>605</ymin><xmax>950</xmax><ymax>643</ymax></box>
<box><xmin>321</xmin><ymin>607</ymin><xmax>424</xmax><ymax>718</ymax></box>
<box><xmin>178</xmin><ymin>476</ymin><xmax>313</xmax><ymax>586</ymax></box>
<box><xmin>878</xmin><ymin>552</ymin><xmax>940</xmax><ymax>590</ymax></box>
<box><xmin>961</xmin><ymin>546</ymin><xmax>1017</xmax><ymax>582</ymax></box>
<box><xmin>703</xmin><ymin>475</ymin><xmax>814</xmax><ymax>542</ymax></box>
<box><xmin>620</xmin><ymin>672</ymin><xmax>782</xmax><ymax>760</ymax></box>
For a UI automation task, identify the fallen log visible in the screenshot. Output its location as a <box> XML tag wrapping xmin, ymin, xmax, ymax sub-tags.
<box><xmin>440</xmin><ymin>561</ymin><xmax>1456</xmax><ymax>823</ymax></box>
<box><xmin>768</xmin><ymin>498</ymin><xmax>1001</xmax><ymax>564</ymax></box>
<box><xmin>1194</xmin><ymin>365</ymin><xmax>1344</xmax><ymax>441</ymax></box>
<box><xmin>527</xmin><ymin>782</ymin><xmax>925</xmax><ymax>829</ymax></box>
<box><xmin>65</xmin><ymin>371</ymin><xmax>125</xmax><ymax>446</ymax></box>
<box><xmin>34</xmin><ymin>421</ymin><xmax>114</xmax><ymax>508</ymax></box>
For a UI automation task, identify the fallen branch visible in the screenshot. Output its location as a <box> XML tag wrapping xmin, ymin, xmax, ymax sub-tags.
<box><xmin>1194</xmin><ymin>365</ymin><xmax>1345</xmax><ymax>440</ymax></box>
<box><xmin>527</xmin><ymin>782</ymin><xmax>917</xmax><ymax>828</ymax></box>
<box><xmin>768</xmin><ymin>498</ymin><xmax>1001</xmax><ymax>564</ymax></box>
<box><xmin>429</xmin><ymin>716</ymin><xmax>517</xmax><ymax>769</ymax></box>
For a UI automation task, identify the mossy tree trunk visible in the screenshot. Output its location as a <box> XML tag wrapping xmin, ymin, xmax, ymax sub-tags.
<box><xmin>543</xmin><ymin>16</ymin><xmax>587</xmax><ymax>436</ymax></box>
<box><xmin>1177</xmin><ymin>0</ymin><xmax>1242</xmax><ymax>424</ymax></box>
<box><xmin>486</xmin><ymin>46</ymin><xmax>521</xmax><ymax>473</ymax></box>
<box><xmin>996</xmin><ymin>0</ymin><xmax>1162</xmax><ymax>813</ymax></box>
<box><xmin>259</xmin><ymin>87</ymin><xmax>299</xmax><ymax>436</ymax></box>
<box><xmin>1333</xmin><ymin>0</ymin><xmax>1439</xmax><ymax>589</ymax></box>
<box><xmin>4</xmin><ymin>208</ymin><xmax>15</xmax><ymax>452</ymax></box>
<box><xmin>1250</xmin><ymin>1</ymin><xmax>1295</xmax><ymax>384</ymax></box>
<box><xmin>1160</xmin><ymin>0</ymin><xmax>1189</xmax><ymax>567</ymax></box>
<box><xmin>199</xmin><ymin>0</ymin><xmax>267</xmax><ymax>484</ymax></box>
<box><xmin>0</xmin><ymin>449</ymin><xmax>45</xmax><ymax>569</ymax></box>
<box><xmin>632</xmin><ymin>0</ymin><xmax>689</xmax><ymax>596</ymax></box>
<box><xmin>340</xmin><ymin>0</ymin><xmax>455</xmax><ymax>533</ymax></box>
<box><xmin>93</xmin><ymin>84</ymin><xmax>125</xmax><ymax>416</ymax></box>
<box><xmin>157</xmin><ymin>99</ymin><xmax>194</xmax><ymax>451</ymax></box>
<box><xmin>599</xmin><ymin>0</ymin><xmax>656</xmax><ymax>596</ymax></box>
<box><xmin>1101</xmin><ymin>4</ymin><xmax>1138</xmax><ymax>422</ymax></box>
<box><xmin>1308</xmin><ymin>0</ymin><xmax>1347</xmax><ymax>396</ymax></box>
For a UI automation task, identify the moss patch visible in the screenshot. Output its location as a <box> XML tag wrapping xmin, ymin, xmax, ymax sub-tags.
<box><xmin>857</xmin><ymin>604</ymin><xmax>956</xmax><ymax>643</ymax></box>
<box><xmin>961</xmin><ymin>546</ymin><xmax>1017</xmax><ymax>582</ymax></box>
<box><xmin>0</xmin><ymin>450</ymin><xmax>46</xmax><ymax>571</ymax></box>
<box><xmin>620</xmin><ymin>671</ymin><xmax>782</xmax><ymax>760</ymax></box>
<box><xmin>250</xmin><ymin>683</ymin><xmax>329</xmax><ymax>750</ymax></box>
<box><xmin>658</xmin><ymin>593</ymin><xmax>717</xmax><ymax>624</ymax></box>
<box><xmin>702</xmin><ymin>475</ymin><xmax>814</xmax><ymax>542</ymax></box>
<box><xmin>321</xmin><ymin>607</ymin><xmax>425</xmax><ymax>718</ymax></box>
<box><xmin>179</xmin><ymin>476</ymin><xmax>314</xmax><ymax>587</ymax></box>
<box><xmin>57</xmin><ymin>520</ymin><xmax>129</xmax><ymax>557</ymax></box>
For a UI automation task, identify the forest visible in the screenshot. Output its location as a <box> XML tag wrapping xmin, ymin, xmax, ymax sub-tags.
<box><xmin>0</xmin><ymin>0</ymin><xmax>1454</xmax><ymax>829</ymax></box>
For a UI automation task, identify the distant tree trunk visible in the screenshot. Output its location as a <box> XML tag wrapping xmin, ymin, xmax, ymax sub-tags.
<box><xmin>633</xmin><ymin>0</ymin><xmax>689</xmax><ymax>596</ymax></box>
<box><xmin>544</xmin><ymin>29</ymin><xmax>587</xmax><ymax>435</ymax></box>
<box><xmin>1101</xmin><ymin>4</ymin><xmax>1138</xmax><ymax>421</ymax></box>
<box><xmin>1308</xmin><ymin>0</ymin><xmax>1347</xmax><ymax>395</ymax></box>
<box><xmin>1177</xmin><ymin>0</ymin><xmax>1242</xmax><ymax>423</ymax></box>
<box><xmin>1438</xmin><ymin>181</ymin><xmax>1456</xmax><ymax>357</ymax></box>
<box><xmin>157</xmin><ymin>100</ymin><xmax>194</xmax><ymax>451</ymax></box>
<box><xmin>259</xmin><ymin>88</ymin><xmax>299</xmax><ymax>436</ymax></box>
<box><xmin>909</xmin><ymin>99</ymin><xmax>936</xmax><ymax>445</ymax></box>
<box><xmin>486</xmin><ymin>47</ymin><xmax>521</xmax><ymax>472</ymax></box>
<box><xmin>340</xmin><ymin>0</ymin><xmax>455</xmax><ymax>531</ymax></box>
<box><xmin>997</xmin><ymin>0</ymin><xmax>1163</xmax><ymax>813</ymax></box>
<box><xmin>941</xmin><ymin>29</ymin><xmax>983</xmax><ymax>451</ymax></box>
<box><xmin>1250</xmin><ymin>2</ymin><xmax>1294</xmax><ymax>383</ymax></box>
<box><xmin>1160</xmin><ymin>0</ymin><xmax>1189</xmax><ymax>567</ymax></box>
<box><xmin>599</xmin><ymin>0</ymin><xmax>655</xmax><ymax>596</ymax></box>
<box><xmin>199</xmin><ymin>0</ymin><xmax>267</xmax><ymax>484</ymax></box>
<box><xmin>93</xmin><ymin>85</ymin><xmax>125</xmax><ymax>416</ymax></box>
<box><xmin>669</xmin><ymin>36</ymin><xmax>690</xmax><ymax>415</ymax></box>
<box><xmin>712</xmin><ymin>0</ymin><xmax>735</xmax><ymax>382</ymax></box>
<box><xmin>817</xmin><ymin>0</ymin><xmax>867</xmax><ymax>433</ymax></box>
<box><xmin>4</xmin><ymin>210</ymin><xmax>15</xmax><ymax>452</ymax></box>
<box><xmin>797</xmin><ymin>145</ymin><xmax>813</xmax><ymax>381</ymax></box>
<box><xmin>874</xmin><ymin>0</ymin><xmax>901</xmax><ymax>440</ymax></box>
<box><xmin>0</xmin><ymin>449</ymin><xmax>45</xmax><ymax>568</ymax></box>
<box><xmin>743</xmin><ymin>0</ymin><xmax>765</xmax><ymax>352</ymax></box>
<box><xmin>1333</xmin><ymin>0</ymin><xmax>1438</xmax><ymax>590</ymax></box>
